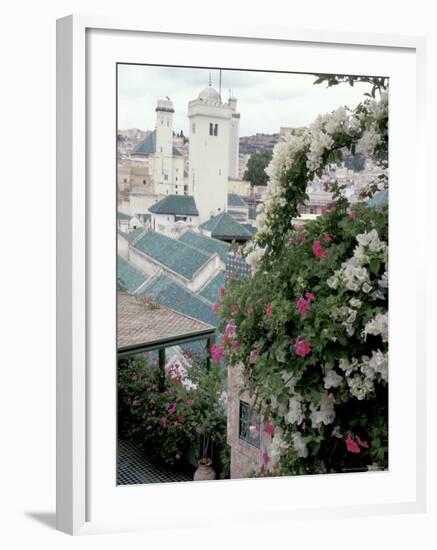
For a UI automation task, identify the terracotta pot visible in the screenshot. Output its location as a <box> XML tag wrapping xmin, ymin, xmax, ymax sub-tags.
<box><xmin>193</xmin><ymin>458</ymin><xmax>216</xmax><ymax>481</ymax></box>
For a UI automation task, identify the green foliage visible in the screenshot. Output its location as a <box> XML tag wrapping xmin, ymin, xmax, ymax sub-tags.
<box><xmin>118</xmin><ymin>352</ymin><xmax>230</xmax><ymax>477</ymax></box>
<box><xmin>243</xmin><ymin>151</ymin><xmax>273</xmax><ymax>186</ymax></box>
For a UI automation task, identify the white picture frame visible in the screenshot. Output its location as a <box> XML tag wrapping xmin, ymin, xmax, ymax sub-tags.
<box><xmin>56</xmin><ymin>14</ymin><xmax>427</xmax><ymax>535</ymax></box>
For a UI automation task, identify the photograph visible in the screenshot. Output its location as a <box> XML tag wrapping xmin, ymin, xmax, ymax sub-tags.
<box><xmin>116</xmin><ymin>64</ymin><xmax>389</xmax><ymax>484</ymax></box>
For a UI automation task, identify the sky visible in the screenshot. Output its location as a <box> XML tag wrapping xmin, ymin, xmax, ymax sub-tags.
<box><xmin>117</xmin><ymin>64</ymin><xmax>375</xmax><ymax>136</ymax></box>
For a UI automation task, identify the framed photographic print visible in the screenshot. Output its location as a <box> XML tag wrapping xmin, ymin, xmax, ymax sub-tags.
<box><xmin>56</xmin><ymin>15</ymin><xmax>427</xmax><ymax>535</ymax></box>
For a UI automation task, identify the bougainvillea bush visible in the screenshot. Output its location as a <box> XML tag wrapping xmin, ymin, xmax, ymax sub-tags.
<box><xmin>118</xmin><ymin>351</ymin><xmax>230</xmax><ymax>478</ymax></box>
<box><xmin>214</xmin><ymin>80</ymin><xmax>389</xmax><ymax>476</ymax></box>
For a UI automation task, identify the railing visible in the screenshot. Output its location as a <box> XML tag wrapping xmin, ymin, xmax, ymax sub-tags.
<box><xmin>117</xmin><ymin>327</ymin><xmax>216</xmax><ymax>385</ymax></box>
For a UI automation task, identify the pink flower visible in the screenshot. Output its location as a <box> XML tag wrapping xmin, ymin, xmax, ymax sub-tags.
<box><xmin>323</xmin><ymin>182</ymin><xmax>330</xmax><ymax>192</ymax></box>
<box><xmin>187</xmin><ymin>399</ymin><xmax>193</xmax><ymax>407</ymax></box>
<box><xmin>195</xmin><ymin>425</ymin><xmax>203</xmax><ymax>434</ymax></box>
<box><xmin>266</xmin><ymin>303</ymin><xmax>273</xmax><ymax>317</ymax></box>
<box><xmin>230</xmin><ymin>339</ymin><xmax>240</xmax><ymax>349</ymax></box>
<box><xmin>211</xmin><ymin>344</ymin><xmax>225</xmax><ymax>364</ymax></box>
<box><xmin>225</xmin><ymin>320</ymin><xmax>237</xmax><ymax>339</ymax></box>
<box><xmin>249</xmin><ymin>347</ymin><xmax>260</xmax><ymax>364</ymax></box>
<box><xmin>262</xmin><ymin>450</ymin><xmax>270</xmax><ymax>466</ymax></box>
<box><xmin>323</xmin><ymin>234</ymin><xmax>333</xmax><ymax>243</ymax></box>
<box><xmin>295</xmin><ymin>224</ymin><xmax>303</xmax><ymax>231</ymax></box>
<box><xmin>313</xmin><ymin>240</ymin><xmax>329</xmax><ymax>258</ymax></box>
<box><xmin>305</xmin><ymin>291</ymin><xmax>315</xmax><ymax>302</ymax></box>
<box><xmin>220</xmin><ymin>287</ymin><xmax>225</xmax><ymax>297</ymax></box>
<box><xmin>246</xmin><ymin>305</ymin><xmax>254</xmax><ymax>315</ymax></box>
<box><xmin>160</xmin><ymin>417</ymin><xmax>168</xmax><ymax>428</ymax></box>
<box><xmin>356</xmin><ymin>436</ymin><xmax>369</xmax><ymax>449</ymax></box>
<box><xmin>175</xmin><ymin>452</ymin><xmax>181</xmax><ymax>460</ymax></box>
<box><xmin>345</xmin><ymin>433</ymin><xmax>361</xmax><ymax>454</ymax></box>
<box><xmin>294</xmin><ymin>337</ymin><xmax>312</xmax><ymax>358</ymax></box>
<box><xmin>212</xmin><ymin>302</ymin><xmax>220</xmax><ymax>314</ymax></box>
<box><xmin>297</xmin><ymin>297</ymin><xmax>311</xmax><ymax>316</ymax></box>
<box><xmin>178</xmin><ymin>415</ymin><xmax>185</xmax><ymax>425</ymax></box>
<box><xmin>264</xmin><ymin>421</ymin><xmax>275</xmax><ymax>436</ymax></box>
<box><xmin>349</xmin><ymin>210</ymin><xmax>356</xmax><ymax>220</ymax></box>
<box><xmin>167</xmin><ymin>403</ymin><xmax>177</xmax><ymax>415</ymax></box>
<box><xmin>232</xmin><ymin>305</ymin><xmax>240</xmax><ymax>315</ymax></box>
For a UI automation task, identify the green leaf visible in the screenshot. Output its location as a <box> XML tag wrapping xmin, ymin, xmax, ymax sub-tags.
<box><xmin>369</xmin><ymin>258</ymin><xmax>380</xmax><ymax>275</ymax></box>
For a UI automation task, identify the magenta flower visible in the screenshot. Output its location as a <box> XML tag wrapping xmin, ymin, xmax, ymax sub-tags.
<box><xmin>312</xmin><ymin>240</ymin><xmax>328</xmax><ymax>258</ymax></box>
<box><xmin>187</xmin><ymin>399</ymin><xmax>193</xmax><ymax>407</ymax></box>
<box><xmin>212</xmin><ymin>302</ymin><xmax>220</xmax><ymax>314</ymax></box>
<box><xmin>246</xmin><ymin>305</ymin><xmax>254</xmax><ymax>315</ymax></box>
<box><xmin>220</xmin><ymin>287</ymin><xmax>225</xmax><ymax>297</ymax></box>
<box><xmin>160</xmin><ymin>417</ymin><xmax>168</xmax><ymax>428</ymax></box>
<box><xmin>249</xmin><ymin>347</ymin><xmax>260</xmax><ymax>364</ymax></box>
<box><xmin>349</xmin><ymin>210</ymin><xmax>356</xmax><ymax>220</ymax></box>
<box><xmin>178</xmin><ymin>415</ymin><xmax>185</xmax><ymax>425</ymax></box>
<box><xmin>266</xmin><ymin>303</ymin><xmax>273</xmax><ymax>317</ymax></box>
<box><xmin>294</xmin><ymin>337</ymin><xmax>312</xmax><ymax>358</ymax></box>
<box><xmin>168</xmin><ymin>403</ymin><xmax>177</xmax><ymax>415</ymax></box>
<box><xmin>230</xmin><ymin>339</ymin><xmax>240</xmax><ymax>349</ymax></box>
<box><xmin>345</xmin><ymin>433</ymin><xmax>361</xmax><ymax>454</ymax></box>
<box><xmin>232</xmin><ymin>304</ymin><xmax>240</xmax><ymax>315</ymax></box>
<box><xmin>323</xmin><ymin>234</ymin><xmax>333</xmax><ymax>243</ymax></box>
<box><xmin>305</xmin><ymin>291</ymin><xmax>315</xmax><ymax>302</ymax></box>
<box><xmin>175</xmin><ymin>452</ymin><xmax>181</xmax><ymax>460</ymax></box>
<box><xmin>225</xmin><ymin>320</ymin><xmax>237</xmax><ymax>339</ymax></box>
<box><xmin>296</xmin><ymin>292</ymin><xmax>316</xmax><ymax>316</ymax></box>
<box><xmin>211</xmin><ymin>344</ymin><xmax>225</xmax><ymax>364</ymax></box>
<box><xmin>323</xmin><ymin>182</ymin><xmax>330</xmax><ymax>192</ymax></box>
<box><xmin>264</xmin><ymin>421</ymin><xmax>275</xmax><ymax>436</ymax></box>
<box><xmin>195</xmin><ymin>425</ymin><xmax>203</xmax><ymax>434</ymax></box>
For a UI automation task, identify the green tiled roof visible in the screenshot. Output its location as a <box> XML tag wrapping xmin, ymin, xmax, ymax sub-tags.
<box><xmin>127</xmin><ymin>227</ymin><xmax>147</xmax><ymax>243</ymax></box>
<box><xmin>228</xmin><ymin>193</ymin><xmax>248</xmax><ymax>208</ymax></box>
<box><xmin>199</xmin><ymin>272</ymin><xmax>225</xmax><ymax>303</ymax></box>
<box><xmin>117</xmin><ymin>256</ymin><xmax>146</xmax><ymax>293</ymax></box>
<box><xmin>133</xmin><ymin>130</ymin><xmax>183</xmax><ymax>157</ymax></box>
<box><xmin>248</xmin><ymin>206</ymin><xmax>258</xmax><ymax>220</ymax></box>
<box><xmin>117</xmin><ymin>211</ymin><xmax>131</xmax><ymax>221</ymax></box>
<box><xmin>241</xmin><ymin>223</ymin><xmax>257</xmax><ymax>236</ymax></box>
<box><xmin>199</xmin><ymin>212</ymin><xmax>253</xmax><ymax>240</ymax></box>
<box><xmin>178</xmin><ymin>230</ymin><xmax>230</xmax><ymax>261</ymax></box>
<box><xmin>139</xmin><ymin>274</ymin><xmax>218</xmax><ymax>327</ymax></box>
<box><xmin>149</xmin><ymin>195</ymin><xmax>199</xmax><ymax>216</ymax></box>
<box><xmin>132</xmin><ymin>230</ymin><xmax>210</xmax><ymax>279</ymax></box>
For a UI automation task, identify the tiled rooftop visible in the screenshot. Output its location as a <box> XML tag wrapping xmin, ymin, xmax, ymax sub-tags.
<box><xmin>198</xmin><ymin>271</ymin><xmax>225</xmax><ymax>303</ymax></box>
<box><xmin>228</xmin><ymin>193</ymin><xmax>248</xmax><ymax>208</ymax></box>
<box><xmin>117</xmin><ymin>256</ymin><xmax>146</xmax><ymax>293</ymax></box>
<box><xmin>133</xmin><ymin>130</ymin><xmax>182</xmax><ymax>157</ymax></box>
<box><xmin>178</xmin><ymin>230</ymin><xmax>230</xmax><ymax>262</ymax></box>
<box><xmin>199</xmin><ymin>212</ymin><xmax>253</xmax><ymax>240</ymax></box>
<box><xmin>132</xmin><ymin>230</ymin><xmax>211</xmax><ymax>279</ymax></box>
<box><xmin>149</xmin><ymin>195</ymin><xmax>199</xmax><ymax>216</ymax></box>
<box><xmin>117</xmin><ymin>211</ymin><xmax>131</xmax><ymax>221</ymax></box>
<box><xmin>117</xmin><ymin>290</ymin><xmax>212</xmax><ymax>350</ymax></box>
<box><xmin>139</xmin><ymin>274</ymin><xmax>218</xmax><ymax>327</ymax></box>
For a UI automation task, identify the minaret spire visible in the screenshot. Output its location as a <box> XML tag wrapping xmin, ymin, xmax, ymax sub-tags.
<box><xmin>208</xmin><ymin>72</ymin><xmax>212</xmax><ymax>87</ymax></box>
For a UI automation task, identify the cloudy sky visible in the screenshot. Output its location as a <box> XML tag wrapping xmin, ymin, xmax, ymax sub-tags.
<box><xmin>117</xmin><ymin>64</ymin><xmax>374</xmax><ymax>136</ymax></box>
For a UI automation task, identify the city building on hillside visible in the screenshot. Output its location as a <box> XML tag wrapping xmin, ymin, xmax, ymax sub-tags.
<box><xmin>148</xmin><ymin>195</ymin><xmax>199</xmax><ymax>230</ymax></box>
<box><xmin>131</xmin><ymin>98</ymin><xmax>186</xmax><ymax>196</ymax></box>
<box><xmin>227</xmin><ymin>193</ymin><xmax>249</xmax><ymax>222</ymax></box>
<box><xmin>188</xmin><ymin>84</ymin><xmax>240</xmax><ymax>223</ymax></box>
<box><xmin>117</xmin><ymin>211</ymin><xmax>145</xmax><ymax>233</ymax></box>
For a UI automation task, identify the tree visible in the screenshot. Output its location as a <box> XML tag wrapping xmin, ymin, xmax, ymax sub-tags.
<box><xmin>244</xmin><ymin>151</ymin><xmax>273</xmax><ymax>187</ymax></box>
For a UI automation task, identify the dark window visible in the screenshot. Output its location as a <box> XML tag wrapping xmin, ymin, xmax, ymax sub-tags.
<box><xmin>214</xmin><ymin>123</ymin><xmax>218</xmax><ymax>136</ymax></box>
<box><xmin>239</xmin><ymin>401</ymin><xmax>260</xmax><ymax>448</ymax></box>
<box><xmin>209</xmin><ymin>123</ymin><xmax>214</xmax><ymax>136</ymax></box>
<box><xmin>192</xmin><ymin>123</ymin><xmax>196</xmax><ymax>134</ymax></box>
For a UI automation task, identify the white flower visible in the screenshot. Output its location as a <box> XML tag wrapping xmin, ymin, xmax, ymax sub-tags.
<box><xmin>270</xmin><ymin>428</ymin><xmax>290</xmax><ymax>465</ymax></box>
<box><xmin>350</xmin><ymin>298</ymin><xmax>362</xmax><ymax>308</ymax></box>
<box><xmin>356</xmin><ymin>124</ymin><xmax>382</xmax><ymax>156</ymax></box>
<box><xmin>291</xmin><ymin>431</ymin><xmax>309</xmax><ymax>458</ymax></box>
<box><xmin>348</xmin><ymin>374</ymin><xmax>374</xmax><ymax>400</ymax></box>
<box><xmin>309</xmin><ymin>392</ymin><xmax>336</xmax><ymax>428</ymax></box>
<box><xmin>285</xmin><ymin>395</ymin><xmax>305</xmax><ymax>425</ymax></box>
<box><xmin>363</xmin><ymin>312</ymin><xmax>388</xmax><ymax>342</ymax></box>
<box><xmin>323</xmin><ymin>368</ymin><xmax>343</xmax><ymax>389</ymax></box>
<box><xmin>245</xmin><ymin>246</ymin><xmax>265</xmax><ymax>273</ymax></box>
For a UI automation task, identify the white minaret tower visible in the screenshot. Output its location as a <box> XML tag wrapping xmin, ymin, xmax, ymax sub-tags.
<box><xmin>188</xmin><ymin>82</ymin><xmax>231</xmax><ymax>223</ymax></box>
<box><xmin>228</xmin><ymin>91</ymin><xmax>240</xmax><ymax>180</ymax></box>
<box><xmin>153</xmin><ymin>97</ymin><xmax>175</xmax><ymax>194</ymax></box>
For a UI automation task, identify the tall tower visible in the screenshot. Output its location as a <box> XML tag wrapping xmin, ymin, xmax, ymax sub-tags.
<box><xmin>153</xmin><ymin>97</ymin><xmax>175</xmax><ymax>193</ymax></box>
<box><xmin>188</xmin><ymin>85</ymin><xmax>231</xmax><ymax>223</ymax></box>
<box><xmin>228</xmin><ymin>93</ymin><xmax>240</xmax><ymax>180</ymax></box>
